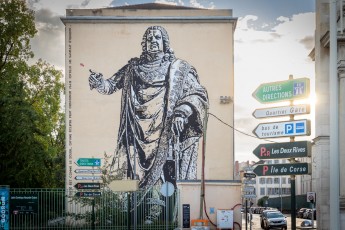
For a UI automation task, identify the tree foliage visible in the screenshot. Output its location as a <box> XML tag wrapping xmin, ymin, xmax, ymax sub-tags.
<box><xmin>257</xmin><ymin>196</ymin><xmax>269</xmax><ymax>207</ymax></box>
<box><xmin>0</xmin><ymin>0</ymin><xmax>65</xmax><ymax>188</ymax></box>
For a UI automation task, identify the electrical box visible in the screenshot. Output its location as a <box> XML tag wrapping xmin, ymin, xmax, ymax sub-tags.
<box><xmin>217</xmin><ymin>209</ymin><xmax>233</xmax><ymax>229</ymax></box>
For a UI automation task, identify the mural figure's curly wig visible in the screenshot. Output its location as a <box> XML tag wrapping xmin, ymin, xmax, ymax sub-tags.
<box><xmin>140</xmin><ymin>26</ymin><xmax>176</xmax><ymax>62</ymax></box>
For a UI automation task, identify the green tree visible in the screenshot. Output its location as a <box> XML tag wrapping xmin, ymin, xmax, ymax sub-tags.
<box><xmin>257</xmin><ymin>196</ymin><xmax>269</xmax><ymax>207</ymax></box>
<box><xmin>0</xmin><ymin>0</ymin><xmax>65</xmax><ymax>187</ymax></box>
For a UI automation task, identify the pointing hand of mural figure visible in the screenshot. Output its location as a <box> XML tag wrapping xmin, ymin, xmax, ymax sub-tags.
<box><xmin>89</xmin><ymin>69</ymin><xmax>103</xmax><ymax>90</ymax></box>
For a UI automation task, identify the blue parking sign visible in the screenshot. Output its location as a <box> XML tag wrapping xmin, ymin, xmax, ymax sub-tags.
<box><xmin>285</xmin><ymin>123</ymin><xmax>294</xmax><ymax>134</ymax></box>
<box><xmin>296</xmin><ymin>122</ymin><xmax>306</xmax><ymax>133</ymax></box>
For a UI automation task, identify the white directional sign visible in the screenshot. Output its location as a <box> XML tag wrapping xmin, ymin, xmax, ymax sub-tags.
<box><xmin>242</xmin><ymin>194</ymin><xmax>257</xmax><ymax>199</ymax></box>
<box><xmin>75</xmin><ymin>169</ymin><xmax>102</xmax><ymax>174</ymax></box>
<box><xmin>253</xmin><ymin>119</ymin><xmax>311</xmax><ymax>139</ymax></box>
<box><xmin>75</xmin><ymin>176</ymin><xmax>102</xmax><ymax>180</ymax></box>
<box><xmin>252</xmin><ymin>104</ymin><xmax>310</xmax><ymax>119</ymax></box>
<box><xmin>243</xmin><ymin>186</ymin><xmax>255</xmax><ymax>192</ymax></box>
<box><xmin>243</xmin><ymin>180</ymin><xmax>256</xmax><ymax>184</ymax></box>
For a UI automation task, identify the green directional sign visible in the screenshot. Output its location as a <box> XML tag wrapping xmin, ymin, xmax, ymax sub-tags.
<box><xmin>252</xmin><ymin>78</ymin><xmax>310</xmax><ymax>104</ymax></box>
<box><xmin>253</xmin><ymin>141</ymin><xmax>311</xmax><ymax>159</ymax></box>
<box><xmin>253</xmin><ymin>163</ymin><xmax>311</xmax><ymax>176</ymax></box>
<box><xmin>76</xmin><ymin>158</ymin><xmax>101</xmax><ymax>167</ymax></box>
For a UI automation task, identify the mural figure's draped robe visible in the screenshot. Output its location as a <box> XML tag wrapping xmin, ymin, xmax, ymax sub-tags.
<box><xmin>95</xmin><ymin>55</ymin><xmax>209</xmax><ymax>190</ymax></box>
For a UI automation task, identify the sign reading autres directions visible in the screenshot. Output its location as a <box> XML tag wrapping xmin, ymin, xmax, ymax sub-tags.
<box><xmin>252</xmin><ymin>78</ymin><xmax>310</xmax><ymax>104</ymax></box>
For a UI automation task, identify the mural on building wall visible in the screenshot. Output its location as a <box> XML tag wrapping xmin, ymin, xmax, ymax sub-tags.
<box><xmin>88</xmin><ymin>26</ymin><xmax>209</xmax><ymax>191</ymax></box>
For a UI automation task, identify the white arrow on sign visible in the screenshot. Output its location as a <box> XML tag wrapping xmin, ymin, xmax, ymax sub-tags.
<box><xmin>253</xmin><ymin>119</ymin><xmax>311</xmax><ymax>139</ymax></box>
<box><xmin>252</xmin><ymin>104</ymin><xmax>310</xmax><ymax>119</ymax></box>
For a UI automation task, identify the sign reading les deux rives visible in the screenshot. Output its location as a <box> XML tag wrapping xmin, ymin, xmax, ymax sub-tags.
<box><xmin>253</xmin><ymin>141</ymin><xmax>311</xmax><ymax>159</ymax></box>
<box><xmin>253</xmin><ymin>163</ymin><xmax>311</xmax><ymax>176</ymax></box>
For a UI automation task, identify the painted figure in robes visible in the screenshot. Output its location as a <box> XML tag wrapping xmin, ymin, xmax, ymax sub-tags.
<box><xmin>89</xmin><ymin>26</ymin><xmax>209</xmax><ymax>191</ymax></box>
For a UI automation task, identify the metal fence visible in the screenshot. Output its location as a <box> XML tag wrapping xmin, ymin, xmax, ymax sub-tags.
<box><xmin>9</xmin><ymin>187</ymin><xmax>179</xmax><ymax>230</ymax></box>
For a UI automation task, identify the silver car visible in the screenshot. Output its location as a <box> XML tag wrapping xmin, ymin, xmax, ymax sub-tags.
<box><xmin>261</xmin><ymin>211</ymin><xmax>287</xmax><ymax>230</ymax></box>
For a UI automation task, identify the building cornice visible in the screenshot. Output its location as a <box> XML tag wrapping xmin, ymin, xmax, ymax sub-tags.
<box><xmin>60</xmin><ymin>16</ymin><xmax>238</xmax><ymax>25</ymax></box>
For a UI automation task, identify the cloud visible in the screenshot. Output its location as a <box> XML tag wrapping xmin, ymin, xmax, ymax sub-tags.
<box><xmin>300</xmin><ymin>35</ymin><xmax>314</xmax><ymax>50</ymax></box>
<box><xmin>81</xmin><ymin>0</ymin><xmax>91</xmax><ymax>7</ymax></box>
<box><xmin>30</xmin><ymin>8</ymin><xmax>65</xmax><ymax>69</ymax></box>
<box><xmin>154</xmin><ymin>0</ymin><xmax>178</xmax><ymax>5</ymax></box>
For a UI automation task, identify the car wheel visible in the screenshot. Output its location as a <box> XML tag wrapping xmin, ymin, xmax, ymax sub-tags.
<box><xmin>261</xmin><ymin>221</ymin><xmax>264</xmax><ymax>228</ymax></box>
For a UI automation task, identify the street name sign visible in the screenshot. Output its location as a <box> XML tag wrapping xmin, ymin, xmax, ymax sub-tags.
<box><xmin>74</xmin><ymin>183</ymin><xmax>101</xmax><ymax>190</ymax></box>
<box><xmin>75</xmin><ymin>169</ymin><xmax>102</xmax><ymax>174</ymax></box>
<box><xmin>243</xmin><ymin>166</ymin><xmax>254</xmax><ymax>171</ymax></box>
<box><xmin>244</xmin><ymin>173</ymin><xmax>256</xmax><ymax>179</ymax></box>
<box><xmin>253</xmin><ymin>119</ymin><xmax>311</xmax><ymax>139</ymax></box>
<box><xmin>242</xmin><ymin>194</ymin><xmax>257</xmax><ymax>199</ymax></box>
<box><xmin>253</xmin><ymin>163</ymin><xmax>311</xmax><ymax>176</ymax></box>
<box><xmin>252</xmin><ymin>104</ymin><xmax>310</xmax><ymax>119</ymax></box>
<box><xmin>252</xmin><ymin>78</ymin><xmax>310</xmax><ymax>104</ymax></box>
<box><xmin>243</xmin><ymin>186</ymin><xmax>255</xmax><ymax>192</ymax></box>
<box><xmin>75</xmin><ymin>176</ymin><xmax>102</xmax><ymax>180</ymax></box>
<box><xmin>76</xmin><ymin>158</ymin><xmax>101</xmax><ymax>167</ymax></box>
<box><xmin>243</xmin><ymin>180</ymin><xmax>256</xmax><ymax>184</ymax></box>
<box><xmin>253</xmin><ymin>141</ymin><xmax>311</xmax><ymax>159</ymax></box>
<box><xmin>75</xmin><ymin>192</ymin><xmax>101</xmax><ymax>197</ymax></box>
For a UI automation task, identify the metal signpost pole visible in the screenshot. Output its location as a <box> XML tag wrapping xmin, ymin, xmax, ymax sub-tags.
<box><xmin>245</xmin><ymin>199</ymin><xmax>248</xmax><ymax>230</ymax></box>
<box><xmin>289</xmin><ymin>75</ymin><xmax>296</xmax><ymax>230</ymax></box>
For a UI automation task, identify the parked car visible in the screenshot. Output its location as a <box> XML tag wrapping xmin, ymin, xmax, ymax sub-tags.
<box><xmin>261</xmin><ymin>211</ymin><xmax>287</xmax><ymax>230</ymax></box>
<box><xmin>297</xmin><ymin>208</ymin><xmax>307</xmax><ymax>218</ymax></box>
<box><xmin>307</xmin><ymin>208</ymin><xmax>316</xmax><ymax>220</ymax></box>
<box><xmin>303</xmin><ymin>209</ymin><xmax>313</xmax><ymax>219</ymax></box>
<box><xmin>300</xmin><ymin>219</ymin><xmax>313</xmax><ymax>227</ymax></box>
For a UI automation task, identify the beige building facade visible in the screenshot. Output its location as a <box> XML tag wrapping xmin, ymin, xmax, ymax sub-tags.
<box><xmin>61</xmin><ymin>3</ymin><xmax>241</xmax><ymax>228</ymax></box>
<box><xmin>313</xmin><ymin>0</ymin><xmax>345</xmax><ymax>229</ymax></box>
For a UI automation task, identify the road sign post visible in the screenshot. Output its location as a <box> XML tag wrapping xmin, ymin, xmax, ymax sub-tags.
<box><xmin>252</xmin><ymin>104</ymin><xmax>310</xmax><ymax>119</ymax></box>
<box><xmin>252</xmin><ymin>78</ymin><xmax>310</xmax><ymax>104</ymax></box>
<box><xmin>253</xmin><ymin>119</ymin><xmax>311</xmax><ymax>139</ymax></box>
<box><xmin>76</xmin><ymin>158</ymin><xmax>101</xmax><ymax>167</ymax></box>
<box><xmin>75</xmin><ymin>183</ymin><xmax>101</xmax><ymax>189</ymax></box>
<box><xmin>253</xmin><ymin>163</ymin><xmax>311</xmax><ymax>176</ymax></box>
<box><xmin>252</xmin><ymin>141</ymin><xmax>311</xmax><ymax>159</ymax></box>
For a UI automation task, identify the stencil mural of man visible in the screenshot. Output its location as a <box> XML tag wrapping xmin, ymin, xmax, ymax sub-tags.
<box><xmin>89</xmin><ymin>26</ymin><xmax>209</xmax><ymax>191</ymax></box>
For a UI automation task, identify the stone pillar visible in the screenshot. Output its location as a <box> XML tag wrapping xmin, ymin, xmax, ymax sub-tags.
<box><xmin>338</xmin><ymin>60</ymin><xmax>345</xmax><ymax>213</ymax></box>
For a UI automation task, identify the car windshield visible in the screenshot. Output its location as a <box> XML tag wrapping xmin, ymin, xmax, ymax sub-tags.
<box><xmin>267</xmin><ymin>212</ymin><xmax>284</xmax><ymax>218</ymax></box>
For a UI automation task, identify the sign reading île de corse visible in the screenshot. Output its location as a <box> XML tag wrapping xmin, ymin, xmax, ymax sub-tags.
<box><xmin>252</xmin><ymin>78</ymin><xmax>310</xmax><ymax>104</ymax></box>
<box><xmin>253</xmin><ymin>141</ymin><xmax>311</xmax><ymax>159</ymax></box>
<box><xmin>253</xmin><ymin>163</ymin><xmax>311</xmax><ymax>176</ymax></box>
<box><xmin>75</xmin><ymin>192</ymin><xmax>101</xmax><ymax>197</ymax></box>
<box><xmin>253</xmin><ymin>119</ymin><xmax>311</xmax><ymax>139</ymax></box>
<box><xmin>76</xmin><ymin>158</ymin><xmax>101</xmax><ymax>167</ymax></box>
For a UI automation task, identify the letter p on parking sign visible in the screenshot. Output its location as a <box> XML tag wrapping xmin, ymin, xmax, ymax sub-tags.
<box><xmin>285</xmin><ymin>123</ymin><xmax>294</xmax><ymax>134</ymax></box>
